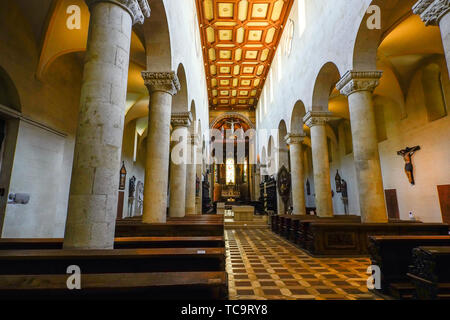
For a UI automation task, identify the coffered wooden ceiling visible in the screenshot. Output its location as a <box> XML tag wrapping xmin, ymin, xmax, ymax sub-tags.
<box><xmin>195</xmin><ymin>0</ymin><xmax>294</xmax><ymax>111</ymax></box>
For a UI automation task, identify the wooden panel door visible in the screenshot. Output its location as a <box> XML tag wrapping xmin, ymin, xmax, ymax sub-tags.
<box><xmin>437</xmin><ymin>185</ymin><xmax>450</xmax><ymax>224</ymax></box>
<box><xmin>385</xmin><ymin>189</ymin><xmax>400</xmax><ymax>220</ymax></box>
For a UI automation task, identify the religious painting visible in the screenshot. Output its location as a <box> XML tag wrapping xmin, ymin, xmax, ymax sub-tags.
<box><xmin>277</xmin><ymin>165</ymin><xmax>291</xmax><ymax>214</ymax></box>
<box><xmin>335</xmin><ymin>170</ymin><xmax>342</xmax><ymax>193</ymax></box>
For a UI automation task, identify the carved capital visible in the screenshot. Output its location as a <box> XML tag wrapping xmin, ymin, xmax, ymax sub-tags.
<box><xmin>85</xmin><ymin>0</ymin><xmax>151</xmax><ymax>25</ymax></box>
<box><xmin>413</xmin><ymin>0</ymin><xmax>450</xmax><ymax>26</ymax></box>
<box><xmin>142</xmin><ymin>71</ymin><xmax>181</xmax><ymax>96</ymax></box>
<box><xmin>171</xmin><ymin>112</ymin><xmax>192</xmax><ymax>128</ymax></box>
<box><xmin>284</xmin><ymin>133</ymin><xmax>305</xmax><ymax>145</ymax></box>
<box><xmin>336</xmin><ymin>70</ymin><xmax>383</xmax><ymax>96</ymax></box>
<box><xmin>303</xmin><ymin>111</ymin><xmax>333</xmax><ymax>128</ymax></box>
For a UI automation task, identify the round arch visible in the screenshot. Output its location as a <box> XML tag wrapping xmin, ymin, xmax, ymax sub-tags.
<box><xmin>290</xmin><ymin>100</ymin><xmax>306</xmax><ymax>134</ymax></box>
<box><xmin>352</xmin><ymin>0</ymin><xmax>413</xmax><ymax>70</ymax></box>
<box><xmin>311</xmin><ymin>62</ymin><xmax>341</xmax><ymax>111</ymax></box>
<box><xmin>172</xmin><ymin>63</ymin><xmax>188</xmax><ymax>113</ymax></box>
<box><xmin>209</xmin><ymin>112</ymin><xmax>255</xmax><ymax>130</ymax></box>
<box><xmin>143</xmin><ymin>0</ymin><xmax>172</xmax><ymax>71</ymax></box>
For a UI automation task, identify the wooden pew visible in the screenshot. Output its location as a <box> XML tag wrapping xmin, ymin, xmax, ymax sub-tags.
<box><xmin>306</xmin><ymin>222</ymin><xmax>449</xmax><ymax>257</ymax></box>
<box><xmin>0</xmin><ymin>236</ymin><xmax>225</xmax><ymax>250</ymax></box>
<box><xmin>368</xmin><ymin>236</ymin><xmax>450</xmax><ymax>299</ymax></box>
<box><xmin>0</xmin><ymin>271</ymin><xmax>228</xmax><ymax>300</ymax></box>
<box><xmin>115</xmin><ymin>222</ymin><xmax>224</xmax><ymax>237</ymax></box>
<box><xmin>119</xmin><ymin>215</ymin><xmax>224</xmax><ymax>223</ymax></box>
<box><xmin>408</xmin><ymin>246</ymin><xmax>450</xmax><ymax>300</ymax></box>
<box><xmin>295</xmin><ymin>215</ymin><xmax>361</xmax><ymax>248</ymax></box>
<box><xmin>0</xmin><ymin>248</ymin><xmax>226</xmax><ymax>275</ymax></box>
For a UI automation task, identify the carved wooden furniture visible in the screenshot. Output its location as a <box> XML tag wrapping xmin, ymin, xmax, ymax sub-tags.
<box><xmin>408</xmin><ymin>246</ymin><xmax>450</xmax><ymax>300</ymax></box>
<box><xmin>306</xmin><ymin>223</ymin><xmax>449</xmax><ymax>257</ymax></box>
<box><xmin>368</xmin><ymin>236</ymin><xmax>450</xmax><ymax>299</ymax></box>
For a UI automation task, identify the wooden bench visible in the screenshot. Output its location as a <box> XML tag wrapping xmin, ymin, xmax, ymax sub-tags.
<box><xmin>119</xmin><ymin>215</ymin><xmax>224</xmax><ymax>222</ymax></box>
<box><xmin>0</xmin><ymin>248</ymin><xmax>226</xmax><ymax>275</ymax></box>
<box><xmin>0</xmin><ymin>271</ymin><xmax>228</xmax><ymax>300</ymax></box>
<box><xmin>115</xmin><ymin>222</ymin><xmax>224</xmax><ymax>237</ymax></box>
<box><xmin>408</xmin><ymin>246</ymin><xmax>450</xmax><ymax>300</ymax></box>
<box><xmin>0</xmin><ymin>236</ymin><xmax>225</xmax><ymax>250</ymax></box>
<box><xmin>368</xmin><ymin>235</ymin><xmax>450</xmax><ymax>299</ymax></box>
<box><xmin>305</xmin><ymin>222</ymin><xmax>449</xmax><ymax>257</ymax></box>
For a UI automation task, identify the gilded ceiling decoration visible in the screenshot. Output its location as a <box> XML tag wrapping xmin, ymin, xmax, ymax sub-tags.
<box><xmin>195</xmin><ymin>0</ymin><xmax>294</xmax><ymax>111</ymax></box>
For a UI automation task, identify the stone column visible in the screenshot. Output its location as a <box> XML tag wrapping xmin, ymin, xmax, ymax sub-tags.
<box><xmin>303</xmin><ymin>112</ymin><xmax>334</xmax><ymax>217</ymax></box>
<box><xmin>186</xmin><ymin>134</ymin><xmax>199</xmax><ymax>215</ymax></box>
<box><xmin>195</xmin><ymin>142</ymin><xmax>203</xmax><ymax>214</ymax></box>
<box><xmin>63</xmin><ymin>0</ymin><xmax>150</xmax><ymax>249</ymax></box>
<box><xmin>285</xmin><ymin>133</ymin><xmax>306</xmax><ymax>215</ymax></box>
<box><xmin>413</xmin><ymin>0</ymin><xmax>450</xmax><ymax>78</ymax></box>
<box><xmin>141</xmin><ymin>72</ymin><xmax>180</xmax><ymax>223</ymax></box>
<box><xmin>337</xmin><ymin>71</ymin><xmax>388</xmax><ymax>223</ymax></box>
<box><xmin>168</xmin><ymin>112</ymin><xmax>192</xmax><ymax>218</ymax></box>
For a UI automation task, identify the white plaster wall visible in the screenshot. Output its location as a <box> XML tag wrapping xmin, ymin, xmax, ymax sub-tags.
<box><xmin>2</xmin><ymin>121</ymin><xmax>73</xmax><ymax>238</ymax></box>
<box><xmin>256</xmin><ymin>0</ymin><xmax>449</xmax><ymax>221</ymax></box>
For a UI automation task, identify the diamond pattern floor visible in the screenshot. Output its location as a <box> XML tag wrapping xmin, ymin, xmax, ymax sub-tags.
<box><xmin>226</xmin><ymin>228</ymin><xmax>382</xmax><ymax>300</ymax></box>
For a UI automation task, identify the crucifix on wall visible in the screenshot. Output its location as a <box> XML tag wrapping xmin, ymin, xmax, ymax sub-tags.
<box><xmin>397</xmin><ymin>146</ymin><xmax>421</xmax><ymax>185</ymax></box>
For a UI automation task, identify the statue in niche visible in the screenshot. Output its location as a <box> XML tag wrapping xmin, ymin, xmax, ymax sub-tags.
<box><xmin>397</xmin><ymin>146</ymin><xmax>421</xmax><ymax>185</ymax></box>
<box><xmin>128</xmin><ymin>176</ymin><xmax>136</xmax><ymax>199</ymax></box>
<box><xmin>306</xmin><ymin>179</ymin><xmax>311</xmax><ymax>196</ymax></box>
<box><xmin>135</xmin><ymin>180</ymin><xmax>144</xmax><ymax>215</ymax></box>
<box><xmin>127</xmin><ymin>176</ymin><xmax>136</xmax><ymax>217</ymax></box>
<box><xmin>335</xmin><ymin>170</ymin><xmax>342</xmax><ymax>193</ymax></box>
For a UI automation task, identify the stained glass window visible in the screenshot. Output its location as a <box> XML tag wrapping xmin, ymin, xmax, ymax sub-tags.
<box><xmin>226</xmin><ymin>158</ymin><xmax>235</xmax><ymax>185</ymax></box>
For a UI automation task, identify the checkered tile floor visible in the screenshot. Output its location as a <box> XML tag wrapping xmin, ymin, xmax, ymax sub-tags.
<box><xmin>226</xmin><ymin>228</ymin><xmax>382</xmax><ymax>300</ymax></box>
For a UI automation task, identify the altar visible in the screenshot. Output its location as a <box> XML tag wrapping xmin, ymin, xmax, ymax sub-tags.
<box><xmin>232</xmin><ymin>205</ymin><xmax>255</xmax><ymax>221</ymax></box>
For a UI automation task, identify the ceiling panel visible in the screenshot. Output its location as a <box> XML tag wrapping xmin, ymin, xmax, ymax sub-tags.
<box><xmin>196</xmin><ymin>0</ymin><xmax>294</xmax><ymax>111</ymax></box>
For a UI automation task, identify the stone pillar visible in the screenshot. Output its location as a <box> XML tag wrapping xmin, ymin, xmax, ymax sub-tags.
<box><xmin>303</xmin><ymin>112</ymin><xmax>334</xmax><ymax>217</ymax></box>
<box><xmin>186</xmin><ymin>134</ymin><xmax>199</xmax><ymax>215</ymax></box>
<box><xmin>63</xmin><ymin>0</ymin><xmax>150</xmax><ymax>249</ymax></box>
<box><xmin>413</xmin><ymin>0</ymin><xmax>450</xmax><ymax>78</ymax></box>
<box><xmin>168</xmin><ymin>112</ymin><xmax>192</xmax><ymax>218</ymax></box>
<box><xmin>195</xmin><ymin>142</ymin><xmax>203</xmax><ymax>214</ymax></box>
<box><xmin>285</xmin><ymin>133</ymin><xmax>306</xmax><ymax>215</ymax></box>
<box><xmin>337</xmin><ymin>71</ymin><xmax>388</xmax><ymax>223</ymax></box>
<box><xmin>141</xmin><ymin>72</ymin><xmax>180</xmax><ymax>223</ymax></box>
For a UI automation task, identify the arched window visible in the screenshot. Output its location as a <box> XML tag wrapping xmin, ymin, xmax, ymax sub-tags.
<box><xmin>226</xmin><ymin>158</ymin><xmax>235</xmax><ymax>185</ymax></box>
<box><xmin>284</xmin><ymin>19</ymin><xmax>294</xmax><ymax>56</ymax></box>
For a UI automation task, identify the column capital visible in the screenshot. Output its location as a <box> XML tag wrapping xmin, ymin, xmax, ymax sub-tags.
<box><xmin>303</xmin><ymin>111</ymin><xmax>333</xmax><ymax>128</ymax></box>
<box><xmin>171</xmin><ymin>112</ymin><xmax>192</xmax><ymax>128</ymax></box>
<box><xmin>336</xmin><ymin>70</ymin><xmax>383</xmax><ymax>96</ymax></box>
<box><xmin>142</xmin><ymin>71</ymin><xmax>181</xmax><ymax>96</ymax></box>
<box><xmin>85</xmin><ymin>0</ymin><xmax>151</xmax><ymax>25</ymax></box>
<box><xmin>413</xmin><ymin>0</ymin><xmax>450</xmax><ymax>26</ymax></box>
<box><xmin>284</xmin><ymin>133</ymin><xmax>306</xmax><ymax>145</ymax></box>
